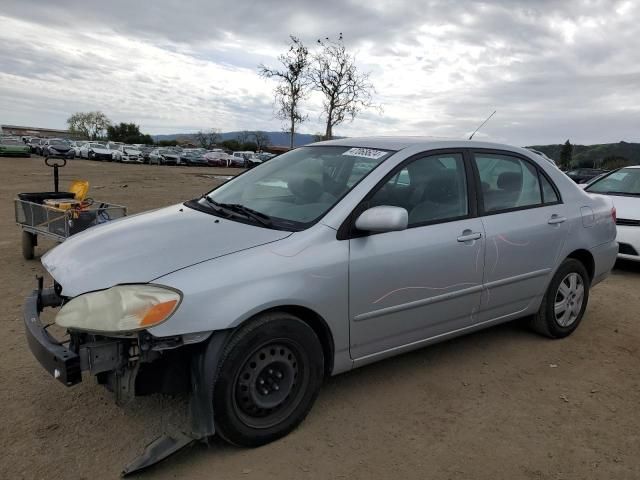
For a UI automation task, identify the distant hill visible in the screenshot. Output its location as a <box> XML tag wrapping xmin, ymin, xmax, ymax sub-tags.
<box><xmin>528</xmin><ymin>141</ymin><xmax>640</xmax><ymax>167</ymax></box>
<box><xmin>152</xmin><ymin>131</ymin><xmax>319</xmax><ymax>147</ymax></box>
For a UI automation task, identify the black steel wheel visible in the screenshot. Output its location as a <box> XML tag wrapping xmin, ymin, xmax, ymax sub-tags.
<box><xmin>213</xmin><ymin>312</ymin><xmax>324</xmax><ymax>447</ymax></box>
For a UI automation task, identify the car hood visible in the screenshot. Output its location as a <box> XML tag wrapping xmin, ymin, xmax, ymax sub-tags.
<box><xmin>124</xmin><ymin>149</ymin><xmax>141</xmax><ymax>155</ymax></box>
<box><xmin>1</xmin><ymin>144</ymin><xmax>28</xmax><ymax>149</ymax></box>
<box><xmin>606</xmin><ymin>194</ymin><xmax>640</xmax><ymax>220</ymax></box>
<box><xmin>50</xmin><ymin>145</ymin><xmax>71</xmax><ymax>151</ymax></box>
<box><xmin>91</xmin><ymin>147</ymin><xmax>111</xmax><ymax>154</ymax></box>
<box><xmin>42</xmin><ymin>203</ymin><xmax>292</xmax><ymax>297</ymax></box>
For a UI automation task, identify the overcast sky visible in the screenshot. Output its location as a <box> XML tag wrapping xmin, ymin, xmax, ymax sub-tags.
<box><xmin>1</xmin><ymin>0</ymin><xmax>639</xmax><ymax>145</ymax></box>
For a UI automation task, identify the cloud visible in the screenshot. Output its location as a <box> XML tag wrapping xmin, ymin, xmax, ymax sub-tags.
<box><xmin>1</xmin><ymin>0</ymin><xmax>639</xmax><ymax>144</ymax></box>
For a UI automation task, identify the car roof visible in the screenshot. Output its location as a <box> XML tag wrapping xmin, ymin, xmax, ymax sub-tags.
<box><xmin>312</xmin><ymin>136</ymin><xmax>540</xmax><ymax>157</ymax></box>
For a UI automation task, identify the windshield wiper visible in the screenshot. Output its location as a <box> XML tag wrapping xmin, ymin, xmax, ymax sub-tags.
<box><xmin>601</xmin><ymin>191</ymin><xmax>640</xmax><ymax>196</ymax></box>
<box><xmin>219</xmin><ymin>203</ymin><xmax>273</xmax><ymax>227</ymax></box>
<box><xmin>203</xmin><ymin>196</ymin><xmax>272</xmax><ymax>227</ymax></box>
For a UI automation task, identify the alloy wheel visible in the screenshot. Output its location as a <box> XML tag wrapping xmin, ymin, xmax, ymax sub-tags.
<box><xmin>554</xmin><ymin>272</ymin><xmax>585</xmax><ymax>327</ymax></box>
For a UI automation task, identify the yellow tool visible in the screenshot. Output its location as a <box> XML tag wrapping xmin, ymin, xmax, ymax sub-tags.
<box><xmin>42</xmin><ymin>180</ymin><xmax>90</xmax><ymax>211</ymax></box>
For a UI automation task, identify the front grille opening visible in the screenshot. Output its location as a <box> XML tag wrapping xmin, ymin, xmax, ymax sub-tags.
<box><xmin>619</xmin><ymin>243</ymin><xmax>639</xmax><ymax>256</ymax></box>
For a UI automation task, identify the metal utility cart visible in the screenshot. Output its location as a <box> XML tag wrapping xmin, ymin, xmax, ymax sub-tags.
<box><xmin>14</xmin><ymin>158</ymin><xmax>127</xmax><ymax>259</ymax></box>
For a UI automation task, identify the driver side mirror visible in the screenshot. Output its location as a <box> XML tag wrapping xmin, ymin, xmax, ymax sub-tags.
<box><xmin>355</xmin><ymin>206</ymin><xmax>408</xmax><ymax>233</ymax></box>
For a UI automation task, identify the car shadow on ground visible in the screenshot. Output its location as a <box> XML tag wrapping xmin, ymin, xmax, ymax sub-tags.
<box><xmin>613</xmin><ymin>259</ymin><xmax>640</xmax><ymax>275</ymax></box>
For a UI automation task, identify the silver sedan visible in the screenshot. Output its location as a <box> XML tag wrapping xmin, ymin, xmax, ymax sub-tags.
<box><xmin>27</xmin><ymin>137</ymin><xmax>618</xmax><ymax>461</ymax></box>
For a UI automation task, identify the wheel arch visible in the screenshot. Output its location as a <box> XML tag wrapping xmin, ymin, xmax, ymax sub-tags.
<box><xmin>566</xmin><ymin>248</ymin><xmax>595</xmax><ymax>281</ymax></box>
<box><xmin>238</xmin><ymin>305</ymin><xmax>335</xmax><ymax>377</ymax></box>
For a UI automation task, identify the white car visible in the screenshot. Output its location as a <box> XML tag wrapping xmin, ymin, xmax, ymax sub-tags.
<box><xmin>111</xmin><ymin>144</ymin><xmax>143</xmax><ymax>163</ymax></box>
<box><xmin>69</xmin><ymin>141</ymin><xmax>83</xmax><ymax>157</ymax></box>
<box><xmin>79</xmin><ymin>142</ymin><xmax>113</xmax><ymax>161</ymax></box>
<box><xmin>584</xmin><ymin>166</ymin><xmax>640</xmax><ymax>262</ymax></box>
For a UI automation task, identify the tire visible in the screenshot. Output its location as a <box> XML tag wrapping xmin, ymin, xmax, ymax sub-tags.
<box><xmin>530</xmin><ymin>258</ymin><xmax>590</xmax><ymax>338</ymax></box>
<box><xmin>22</xmin><ymin>231</ymin><xmax>35</xmax><ymax>260</ymax></box>
<box><xmin>213</xmin><ymin>312</ymin><xmax>324</xmax><ymax>447</ymax></box>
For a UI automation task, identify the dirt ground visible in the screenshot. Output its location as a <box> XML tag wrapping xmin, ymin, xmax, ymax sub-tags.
<box><xmin>0</xmin><ymin>156</ymin><xmax>639</xmax><ymax>480</ymax></box>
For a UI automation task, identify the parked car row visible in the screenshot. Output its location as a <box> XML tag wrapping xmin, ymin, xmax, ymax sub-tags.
<box><xmin>21</xmin><ymin>136</ymin><xmax>275</xmax><ymax>168</ymax></box>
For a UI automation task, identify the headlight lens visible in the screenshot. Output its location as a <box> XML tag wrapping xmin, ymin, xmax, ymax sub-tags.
<box><xmin>55</xmin><ymin>285</ymin><xmax>181</xmax><ymax>332</ymax></box>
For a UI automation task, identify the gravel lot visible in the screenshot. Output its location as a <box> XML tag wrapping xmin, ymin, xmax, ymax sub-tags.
<box><xmin>0</xmin><ymin>156</ymin><xmax>639</xmax><ymax>479</ymax></box>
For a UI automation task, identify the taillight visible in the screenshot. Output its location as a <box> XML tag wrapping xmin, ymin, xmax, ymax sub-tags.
<box><xmin>611</xmin><ymin>207</ymin><xmax>617</xmax><ymax>223</ymax></box>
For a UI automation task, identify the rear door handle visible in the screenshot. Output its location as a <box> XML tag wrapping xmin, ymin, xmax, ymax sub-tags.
<box><xmin>548</xmin><ymin>215</ymin><xmax>567</xmax><ymax>225</ymax></box>
<box><xmin>457</xmin><ymin>232</ymin><xmax>482</xmax><ymax>242</ymax></box>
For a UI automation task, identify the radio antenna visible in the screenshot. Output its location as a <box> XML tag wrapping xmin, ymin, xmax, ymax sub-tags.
<box><xmin>468</xmin><ymin>110</ymin><xmax>496</xmax><ymax>140</ymax></box>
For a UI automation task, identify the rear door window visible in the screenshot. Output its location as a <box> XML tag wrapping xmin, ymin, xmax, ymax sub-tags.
<box><xmin>473</xmin><ymin>153</ymin><xmax>542</xmax><ymax>213</ymax></box>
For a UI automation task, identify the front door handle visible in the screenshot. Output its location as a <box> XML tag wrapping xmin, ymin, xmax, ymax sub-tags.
<box><xmin>457</xmin><ymin>232</ymin><xmax>482</xmax><ymax>242</ymax></box>
<box><xmin>548</xmin><ymin>215</ymin><xmax>567</xmax><ymax>225</ymax></box>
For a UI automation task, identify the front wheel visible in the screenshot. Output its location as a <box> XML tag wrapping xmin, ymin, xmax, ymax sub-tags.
<box><xmin>530</xmin><ymin>259</ymin><xmax>590</xmax><ymax>338</ymax></box>
<box><xmin>213</xmin><ymin>312</ymin><xmax>324</xmax><ymax>447</ymax></box>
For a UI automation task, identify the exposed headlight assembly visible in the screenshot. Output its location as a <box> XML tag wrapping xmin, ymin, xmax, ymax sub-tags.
<box><xmin>55</xmin><ymin>285</ymin><xmax>182</xmax><ymax>333</ymax></box>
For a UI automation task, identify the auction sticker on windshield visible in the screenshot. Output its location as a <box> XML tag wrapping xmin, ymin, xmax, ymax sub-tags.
<box><xmin>342</xmin><ymin>147</ymin><xmax>388</xmax><ymax>159</ymax></box>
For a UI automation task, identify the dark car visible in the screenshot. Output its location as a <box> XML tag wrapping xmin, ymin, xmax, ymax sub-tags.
<box><xmin>181</xmin><ymin>148</ymin><xmax>209</xmax><ymax>166</ymax></box>
<box><xmin>28</xmin><ymin>138</ymin><xmax>42</xmax><ymax>153</ymax></box>
<box><xmin>138</xmin><ymin>146</ymin><xmax>155</xmax><ymax>164</ymax></box>
<box><xmin>566</xmin><ymin>168</ymin><xmax>607</xmax><ymax>184</ymax></box>
<box><xmin>43</xmin><ymin>138</ymin><xmax>75</xmax><ymax>160</ymax></box>
<box><xmin>33</xmin><ymin>138</ymin><xmax>49</xmax><ymax>156</ymax></box>
<box><xmin>149</xmin><ymin>148</ymin><xmax>180</xmax><ymax>165</ymax></box>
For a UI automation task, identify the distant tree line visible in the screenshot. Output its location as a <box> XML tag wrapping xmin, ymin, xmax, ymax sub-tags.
<box><xmin>67</xmin><ymin>111</ymin><xmax>154</xmax><ymax>144</ymax></box>
<box><xmin>533</xmin><ymin>139</ymin><xmax>638</xmax><ymax>170</ymax></box>
<box><xmin>259</xmin><ymin>34</ymin><xmax>377</xmax><ymax>148</ymax></box>
<box><xmin>67</xmin><ymin>112</ymin><xmax>272</xmax><ymax>151</ymax></box>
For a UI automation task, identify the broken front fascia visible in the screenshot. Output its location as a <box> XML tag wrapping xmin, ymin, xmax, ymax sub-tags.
<box><xmin>24</xmin><ymin>281</ymin><xmax>231</xmax><ymax>468</ymax></box>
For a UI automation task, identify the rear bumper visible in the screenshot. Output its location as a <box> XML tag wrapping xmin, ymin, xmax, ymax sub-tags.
<box><xmin>24</xmin><ymin>288</ymin><xmax>82</xmax><ymax>386</ymax></box>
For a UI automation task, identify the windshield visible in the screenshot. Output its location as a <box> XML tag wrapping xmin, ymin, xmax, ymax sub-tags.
<box><xmin>586</xmin><ymin>168</ymin><xmax>640</xmax><ymax>195</ymax></box>
<box><xmin>1</xmin><ymin>139</ymin><xmax>21</xmax><ymax>145</ymax></box>
<box><xmin>199</xmin><ymin>146</ymin><xmax>393</xmax><ymax>229</ymax></box>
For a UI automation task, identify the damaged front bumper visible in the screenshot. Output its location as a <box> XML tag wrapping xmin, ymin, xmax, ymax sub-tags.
<box><xmin>24</xmin><ymin>287</ymin><xmax>81</xmax><ymax>386</ymax></box>
<box><xmin>24</xmin><ymin>287</ymin><xmax>139</xmax><ymax>399</ymax></box>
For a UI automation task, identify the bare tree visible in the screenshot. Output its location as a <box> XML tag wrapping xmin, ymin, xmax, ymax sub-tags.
<box><xmin>310</xmin><ymin>34</ymin><xmax>376</xmax><ymax>139</ymax></box>
<box><xmin>236</xmin><ymin>130</ymin><xmax>251</xmax><ymax>145</ymax></box>
<box><xmin>196</xmin><ymin>128</ymin><xmax>222</xmax><ymax>149</ymax></box>
<box><xmin>67</xmin><ymin>111</ymin><xmax>111</xmax><ymax>140</ymax></box>
<box><xmin>259</xmin><ymin>36</ymin><xmax>310</xmax><ymax>149</ymax></box>
<box><xmin>252</xmin><ymin>131</ymin><xmax>271</xmax><ymax>151</ymax></box>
